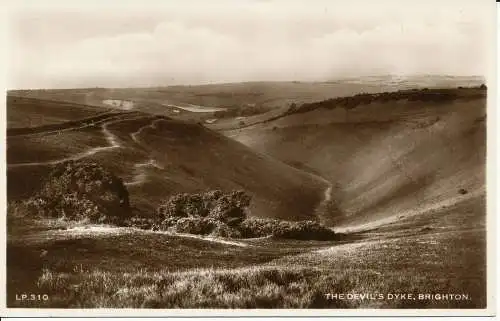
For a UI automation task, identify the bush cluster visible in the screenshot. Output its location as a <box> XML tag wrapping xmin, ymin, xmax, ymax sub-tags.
<box><xmin>155</xmin><ymin>190</ymin><xmax>251</xmax><ymax>237</ymax></box>
<box><xmin>125</xmin><ymin>190</ymin><xmax>336</xmax><ymax>240</ymax></box>
<box><xmin>151</xmin><ymin>190</ymin><xmax>335</xmax><ymax>240</ymax></box>
<box><xmin>23</xmin><ymin>160</ymin><xmax>131</xmax><ymax>224</ymax></box>
<box><xmin>16</xmin><ymin>159</ymin><xmax>336</xmax><ymax>240</ymax></box>
<box><xmin>290</xmin><ymin>87</ymin><xmax>464</xmax><ymax>115</ymax></box>
<box><xmin>239</xmin><ymin>218</ymin><xmax>336</xmax><ymax>240</ymax></box>
<box><xmin>156</xmin><ymin>190</ymin><xmax>250</xmax><ymax>224</ymax></box>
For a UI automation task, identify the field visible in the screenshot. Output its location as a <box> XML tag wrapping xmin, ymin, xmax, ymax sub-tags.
<box><xmin>10</xmin><ymin>75</ymin><xmax>482</xmax><ymax>127</ymax></box>
<box><xmin>5</xmin><ymin>78</ymin><xmax>488</xmax><ymax>309</ymax></box>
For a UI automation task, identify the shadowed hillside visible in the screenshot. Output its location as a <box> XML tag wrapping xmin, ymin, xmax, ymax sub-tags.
<box><xmin>225</xmin><ymin>87</ymin><xmax>487</xmax><ymax>230</ymax></box>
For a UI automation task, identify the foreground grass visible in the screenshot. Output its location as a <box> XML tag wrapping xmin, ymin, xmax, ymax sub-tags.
<box><xmin>9</xmin><ymin>226</ymin><xmax>485</xmax><ymax>309</ymax></box>
<box><xmin>7</xmin><ymin>196</ymin><xmax>486</xmax><ymax>309</ymax></box>
<box><xmin>7</xmin><ymin>216</ymin><xmax>344</xmax><ymax>308</ymax></box>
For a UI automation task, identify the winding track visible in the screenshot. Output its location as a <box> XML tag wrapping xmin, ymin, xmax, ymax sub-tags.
<box><xmin>8</xmin><ymin>116</ymin><xmax>127</xmax><ymax>168</ymax></box>
<box><xmin>8</xmin><ymin>112</ymin><xmax>172</xmax><ymax>190</ymax></box>
<box><xmin>8</xmin><ymin>113</ymin><xmax>157</xmax><ymax>167</ymax></box>
<box><xmin>125</xmin><ymin>118</ymin><xmax>167</xmax><ymax>186</ymax></box>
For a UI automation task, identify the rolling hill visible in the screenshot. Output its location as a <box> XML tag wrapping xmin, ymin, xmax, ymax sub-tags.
<box><xmin>7</xmin><ymin>97</ymin><xmax>327</xmax><ymax>221</ymax></box>
<box><xmin>225</xmin><ymin>87</ymin><xmax>487</xmax><ymax>230</ymax></box>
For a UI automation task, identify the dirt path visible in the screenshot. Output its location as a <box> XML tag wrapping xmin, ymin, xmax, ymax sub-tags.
<box><xmin>125</xmin><ymin>160</ymin><xmax>164</xmax><ymax>187</ymax></box>
<box><xmin>7</xmin><ymin>115</ymin><xmax>159</xmax><ymax>177</ymax></box>
<box><xmin>129</xmin><ymin>118</ymin><xmax>162</xmax><ymax>145</ymax></box>
<box><xmin>124</xmin><ymin>118</ymin><xmax>167</xmax><ymax>186</ymax></box>
<box><xmin>8</xmin><ymin>119</ymin><xmax>124</xmax><ymax>168</ymax></box>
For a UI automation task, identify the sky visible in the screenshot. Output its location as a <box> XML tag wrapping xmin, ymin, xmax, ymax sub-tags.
<box><xmin>6</xmin><ymin>0</ymin><xmax>494</xmax><ymax>89</ymax></box>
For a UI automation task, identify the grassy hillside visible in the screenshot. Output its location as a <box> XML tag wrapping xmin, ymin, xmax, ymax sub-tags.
<box><xmin>225</xmin><ymin>87</ymin><xmax>486</xmax><ymax>229</ymax></box>
<box><xmin>7</xmin><ymin>98</ymin><xmax>326</xmax><ymax>221</ymax></box>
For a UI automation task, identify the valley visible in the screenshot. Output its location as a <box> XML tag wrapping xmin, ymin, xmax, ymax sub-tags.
<box><xmin>5</xmin><ymin>79</ymin><xmax>488</xmax><ymax>308</ymax></box>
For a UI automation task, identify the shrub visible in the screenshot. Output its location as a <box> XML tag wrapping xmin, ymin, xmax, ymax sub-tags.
<box><xmin>174</xmin><ymin>217</ymin><xmax>218</xmax><ymax>235</ymax></box>
<box><xmin>156</xmin><ymin>193</ymin><xmax>208</xmax><ymax>219</ymax></box>
<box><xmin>273</xmin><ymin>220</ymin><xmax>336</xmax><ymax>240</ymax></box>
<box><xmin>210</xmin><ymin>223</ymin><xmax>242</xmax><ymax>238</ymax></box>
<box><xmin>208</xmin><ymin>190</ymin><xmax>251</xmax><ymax>226</ymax></box>
<box><xmin>169</xmin><ymin>216</ymin><xmax>241</xmax><ymax>237</ymax></box>
<box><xmin>154</xmin><ymin>190</ymin><xmax>334</xmax><ymax>240</ymax></box>
<box><xmin>25</xmin><ymin>160</ymin><xmax>131</xmax><ymax>224</ymax></box>
<box><xmin>239</xmin><ymin>218</ymin><xmax>336</xmax><ymax>241</ymax></box>
<box><xmin>156</xmin><ymin>190</ymin><xmax>251</xmax><ymax>226</ymax></box>
<box><xmin>239</xmin><ymin>218</ymin><xmax>282</xmax><ymax>238</ymax></box>
<box><xmin>154</xmin><ymin>190</ymin><xmax>251</xmax><ymax>237</ymax></box>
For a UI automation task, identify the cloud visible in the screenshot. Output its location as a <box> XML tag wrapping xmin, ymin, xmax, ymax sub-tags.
<box><xmin>8</xmin><ymin>0</ymin><xmax>492</xmax><ymax>88</ymax></box>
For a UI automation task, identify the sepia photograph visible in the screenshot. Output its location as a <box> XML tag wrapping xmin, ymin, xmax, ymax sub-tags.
<box><xmin>1</xmin><ymin>0</ymin><xmax>496</xmax><ymax>316</ymax></box>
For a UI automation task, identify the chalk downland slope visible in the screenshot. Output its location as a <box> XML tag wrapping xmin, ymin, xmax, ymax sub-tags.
<box><xmin>7</xmin><ymin>98</ymin><xmax>326</xmax><ymax>221</ymax></box>
<box><xmin>225</xmin><ymin>87</ymin><xmax>486</xmax><ymax>229</ymax></box>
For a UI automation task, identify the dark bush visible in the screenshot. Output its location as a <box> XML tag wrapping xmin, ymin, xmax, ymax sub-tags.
<box><xmin>156</xmin><ymin>193</ymin><xmax>208</xmax><ymax>219</ymax></box>
<box><xmin>289</xmin><ymin>87</ymin><xmax>468</xmax><ymax>115</ymax></box>
<box><xmin>25</xmin><ymin>160</ymin><xmax>131</xmax><ymax>224</ymax></box>
<box><xmin>208</xmin><ymin>190</ymin><xmax>251</xmax><ymax>226</ymax></box>
<box><xmin>238</xmin><ymin>218</ymin><xmax>282</xmax><ymax>238</ymax></box>
<box><xmin>170</xmin><ymin>216</ymin><xmax>241</xmax><ymax>238</ymax></box>
<box><xmin>238</xmin><ymin>218</ymin><xmax>336</xmax><ymax>240</ymax></box>
<box><xmin>210</xmin><ymin>222</ymin><xmax>242</xmax><ymax>238</ymax></box>
<box><xmin>174</xmin><ymin>217</ymin><xmax>218</xmax><ymax>235</ymax></box>
<box><xmin>154</xmin><ymin>190</ymin><xmax>334</xmax><ymax>240</ymax></box>
<box><xmin>273</xmin><ymin>220</ymin><xmax>336</xmax><ymax>240</ymax></box>
<box><xmin>156</xmin><ymin>190</ymin><xmax>251</xmax><ymax>227</ymax></box>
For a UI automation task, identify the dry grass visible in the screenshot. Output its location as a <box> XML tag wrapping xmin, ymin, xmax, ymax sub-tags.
<box><xmin>8</xmin><ymin>218</ymin><xmax>486</xmax><ymax>309</ymax></box>
<box><xmin>31</xmin><ymin>238</ymin><xmax>485</xmax><ymax>309</ymax></box>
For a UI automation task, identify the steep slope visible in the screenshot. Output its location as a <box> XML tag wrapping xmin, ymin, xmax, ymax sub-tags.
<box><xmin>225</xmin><ymin>87</ymin><xmax>486</xmax><ymax>229</ymax></box>
<box><xmin>7</xmin><ymin>99</ymin><xmax>327</xmax><ymax>221</ymax></box>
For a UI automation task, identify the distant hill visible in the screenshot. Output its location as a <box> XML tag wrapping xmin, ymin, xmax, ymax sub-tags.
<box><xmin>8</xmin><ymin>75</ymin><xmax>483</xmax><ymax>124</ymax></box>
